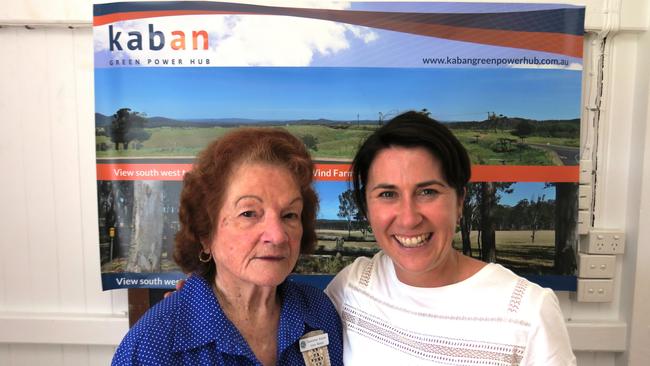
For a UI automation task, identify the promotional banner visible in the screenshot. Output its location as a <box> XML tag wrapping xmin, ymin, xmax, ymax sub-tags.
<box><xmin>93</xmin><ymin>1</ymin><xmax>585</xmax><ymax>290</ymax></box>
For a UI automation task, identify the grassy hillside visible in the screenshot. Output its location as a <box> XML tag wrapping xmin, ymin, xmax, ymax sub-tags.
<box><xmin>96</xmin><ymin>124</ymin><xmax>575</xmax><ymax>165</ymax></box>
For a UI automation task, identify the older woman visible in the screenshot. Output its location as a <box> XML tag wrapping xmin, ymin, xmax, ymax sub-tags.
<box><xmin>113</xmin><ymin>128</ymin><xmax>343</xmax><ymax>365</ymax></box>
<box><xmin>325</xmin><ymin>111</ymin><xmax>575</xmax><ymax>365</ymax></box>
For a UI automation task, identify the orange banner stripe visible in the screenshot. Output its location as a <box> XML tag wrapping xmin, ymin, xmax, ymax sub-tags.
<box><xmin>470</xmin><ymin>165</ymin><xmax>578</xmax><ymax>182</ymax></box>
<box><xmin>96</xmin><ymin>164</ymin><xmax>192</xmax><ymax>181</ymax></box>
<box><xmin>313</xmin><ymin>163</ymin><xmax>352</xmax><ymax>181</ymax></box>
<box><xmin>96</xmin><ymin>164</ymin><xmax>578</xmax><ymax>183</ymax></box>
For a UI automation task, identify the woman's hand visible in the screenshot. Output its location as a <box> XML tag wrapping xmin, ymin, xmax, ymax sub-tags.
<box><xmin>164</xmin><ymin>278</ymin><xmax>187</xmax><ymax>298</ymax></box>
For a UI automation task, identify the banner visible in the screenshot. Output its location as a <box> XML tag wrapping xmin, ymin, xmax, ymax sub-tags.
<box><xmin>93</xmin><ymin>1</ymin><xmax>585</xmax><ymax>290</ymax></box>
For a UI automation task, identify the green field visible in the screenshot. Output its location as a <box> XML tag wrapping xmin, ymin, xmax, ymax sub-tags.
<box><xmin>453</xmin><ymin>130</ymin><xmax>576</xmax><ymax>165</ymax></box>
<box><xmin>292</xmin><ymin>229</ymin><xmax>557</xmax><ymax>275</ymax></box>
<box><xmin>452</xmin><ymin>230</ymin><xmax>555</xmax><ymax>273</ymax></box>
<box><xmin>96</xmin><ymin>126</ymin><xmax>232</xmax><ymax>157</ymax></box>
<box><xmin>96</xmin><ymin>124</ymin><xmax>576</xmax><ymax>165</ymax></box>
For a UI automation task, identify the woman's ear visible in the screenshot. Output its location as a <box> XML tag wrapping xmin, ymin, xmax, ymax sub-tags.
<box><xmin>199</xmin><ymin>237</ymin><xmax>211</xmax><ymax>252</ymax></box>
<box><xmin>457</xmin><ymin>187</ymin><xmax>467</xmax><ymax>216</ymax></box>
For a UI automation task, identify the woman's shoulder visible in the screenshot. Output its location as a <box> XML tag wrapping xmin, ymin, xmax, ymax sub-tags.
<box><xmin>281</xmin><ymin>281</ymin><xmax>342</xmax><ymax>338</ymax></box>
<box><xmin>112</xmin><ymin>276</ymin><xmax>207</xmax><ymax>365</ymax></box>
<box><xmin>479</xmin><ymin>263</ymin><xmax>550</xmax><ymax>295</ymax></box>
<box><xmin>323</xmin><ymin>253</ymin><xmax>382</xmax><ymax>314</ymax></box>
<box><xmin>133</xmin><ymin>291</ymin><xmax>183</xmax><ymax>331</ymax></box>
<box><xmin>477</xmin><ymin>264</ymin><xmax>560</xmax><ymax>314</ymax></box>
<box><xmin>284</xmin><ymin>280</ymin><xmax>338</xmax><ymax>311</ymax></box>
<box><xmin>327</xmin><ymin>253</ymin><xmax>379</xmax><ymax>288</ymax></box>
<box><xmin>129</xmin><ymin>276</ymin><xmax>208</xmax><ymax>331</ymax></box>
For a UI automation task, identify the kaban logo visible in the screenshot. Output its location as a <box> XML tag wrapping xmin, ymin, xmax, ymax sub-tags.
<box><xmin>109</xmin><ymin>24</ymin><xmax>209</xmax><ymax>51</ymax></box>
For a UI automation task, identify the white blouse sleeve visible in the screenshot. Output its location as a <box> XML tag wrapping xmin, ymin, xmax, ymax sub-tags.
<box><xmin>521</xmin><ymin>288</ymin><xmax>576</xmax><ymax>365</ymax></box>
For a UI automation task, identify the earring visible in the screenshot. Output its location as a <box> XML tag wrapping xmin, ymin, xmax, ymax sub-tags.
<box><xmin>198</xmin><ymin>251</ymin><xmax>212</xmax><ymax>263</ymax></box>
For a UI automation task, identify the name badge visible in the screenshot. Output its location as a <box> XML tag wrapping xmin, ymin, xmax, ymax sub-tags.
<box><xmin>300</xmin><ymin>332</ymin><xmax>329</xmax><ymax>352</ymax></box>
<box><xmin>300</xmin><ymin>330</ymin><xmax>331</xmax><ymax>366</ymax></box>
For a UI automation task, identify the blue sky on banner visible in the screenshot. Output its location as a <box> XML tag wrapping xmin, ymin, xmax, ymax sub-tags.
<box><xmin>94</xmin><ymin>67</ymin><xmax>581</xmax><ymax>121</ymax></box>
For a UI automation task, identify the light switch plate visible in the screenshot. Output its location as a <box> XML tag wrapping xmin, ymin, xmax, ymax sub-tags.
<box><xmin>577</xmin><ymin>253</ymin><xmax>615</xmax><ymax>278</ymax></box>
<box><xmin>576</xmin><ymin>279</ymin><xmax>614</xmax><ymax>302</ymax></box>
<box><xmin>578</xmin><ymin>185</ymin><xmax>592</xmax><ymax>210</ymax></box>
<box><xmin>579</xmin><ymin>160</ymin><xmax>593</xmax><ymax>184</ymax></box>
<box><xmin>578</xmin><ymin>211</ymin><xmax>590</xmax><ymax>235</ymax></box>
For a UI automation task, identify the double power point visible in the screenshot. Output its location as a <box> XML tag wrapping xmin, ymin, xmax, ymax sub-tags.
<box><xmin>580</xmin><ymin>230</ymin><xmax>625</xmax><ymax>254</ymax></box>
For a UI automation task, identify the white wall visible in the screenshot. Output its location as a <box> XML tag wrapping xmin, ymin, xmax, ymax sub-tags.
<box><xmin>0</xmin><ymin>25</ymin><xmax>127</xmax><ymax>365</ymax></box>
<box><xmin>0</xmin><ymin>1</ymin><xmax>648</xmax><ymax>365</ymax></box>
<box><xmin>617</xmin><ymin>9</ymin><xmax>650</xmax><ymax>365</ymax></box>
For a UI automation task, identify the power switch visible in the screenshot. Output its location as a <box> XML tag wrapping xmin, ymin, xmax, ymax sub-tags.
<box><xmin>577</xmin><ymin>253</ymin><xmax>615</xmax><ymax>278</ymax></box>
<box><xmin>578</xmin><ymin>185</ymin><xmax>592</xmax><ymax>210</ymax></box>
<box><xmin>579</xmin><ymin>160</ymin><xmax>593</xmax><ymax>184</ymax></box>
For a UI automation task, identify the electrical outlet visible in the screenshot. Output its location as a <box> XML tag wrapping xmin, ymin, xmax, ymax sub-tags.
<box><xmin>578</xmin><ymin>185</ymin><xmax>592</xmax><ymax>210</ymax></box>
<box><xmin>580</xmin><ymin>229</ymin><xmax>626</xmax><ymax>254</ymax></box>
<box><xmin>578</xmin><ymin>210</ymin><xmax>590</xmax><ymax>235</ymax></box>
<box><xmin>580</xmin><ymin>160</ymin><xmax>593</xmax><ymax>184</ymax></box>
<box><xmin>577</xmin><ymin>253</ymin><xmax>615</xmax><ymax>278</ymax></box>
<box><xmin>576</xmin><ymin>279</ymin><xmax>614</xmax><ymax>302</ymax></box>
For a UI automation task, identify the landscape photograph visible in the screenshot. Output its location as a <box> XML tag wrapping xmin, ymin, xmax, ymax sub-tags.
<box><xmin>98</xmin><ymin>179</ymin><xmax>577</xmax><ymax>279</ymax></box>
<box><xmin>95</xmin><ymin>67</ymin><xmax>581</xmax><ymax>165</ymax></box>
<box><xmin>296</xmin><ymin>181</ymin><xmax>577</xmax><ymax>277</ymax></box>
<box><xmin>96</xmin><ymin>65</ymin><xmax>581</xmax><ymax>284</ymax></box>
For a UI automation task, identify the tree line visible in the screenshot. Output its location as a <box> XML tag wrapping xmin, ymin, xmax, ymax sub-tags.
<box><xmin>337</xmin><ymin>182</ymin><xmax>578</xmax><ymax>275</ymax></box>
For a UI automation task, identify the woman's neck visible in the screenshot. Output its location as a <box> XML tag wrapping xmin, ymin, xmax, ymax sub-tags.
<box><xmin>212</xmin><ymin>275</ymin><xmax>281</xmax><ymax>366</ymax></box>
<box><xmin>393</xmin><ymin>250</ymin><xmax>485</xmax><ymax>288</ymax></box>
<box><xmin>213</xmin><ymin>275</ymin><xmax>280</xmax><ymax>315</ymax></box>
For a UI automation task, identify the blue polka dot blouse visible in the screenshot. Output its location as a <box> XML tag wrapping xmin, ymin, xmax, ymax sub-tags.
<box><xmin>112</xmin><ymin>275</ymin><xmax>343</xmax><ymax>365</ymax></box>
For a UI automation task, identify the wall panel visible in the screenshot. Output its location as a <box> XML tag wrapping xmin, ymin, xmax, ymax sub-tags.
<box><xmin>8</xmin><ymin>344</ymin><xmax>64</xmax><ymax>366</ymax></box>
<box><xmin>88</xmin><ymin>345</ymin><xmax>117</xmax><ymax>365</ymax></box>
<box><xmin>0</xmin><ymin>27</ymin><xmax>35</xmax><ymax>312</ymax></box>
<box><xmin>0</xmin><ymin>26</ymin><xmax>130</xmax><ymax>354</ymax></box>
<box><xmin>71</xmin><ymin>27</ymin><xmax>121</xmax><ymax>315</ymax></box>
<box><xmin>62</xmin><ymin>345</ymin><xmax>90</xmax><ymax>365</ymax></box>
<box><xmin>0</xmin><ymin>344</ymin><xmax>8</xmax><ymax>364</ymax></box>
<box><xmin>47</xmin><ymin>28</ymin><xmax>89</xmax><ymax>313</ymax></box>
<box><xmin>0</xmin><ymin>0</ymin><xmax>91</xmax><ymax>24</ymax></box>
<box><xmin>576</xmin><ymin>351</ymin><xmax>617</xmax><ymax>366</ymax></box>
<box><xmin>21</xmin><ymin>28</ymin><xmax>62</xmax><ymax>312</ymax></box>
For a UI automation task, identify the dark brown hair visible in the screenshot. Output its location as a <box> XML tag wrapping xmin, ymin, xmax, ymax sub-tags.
<box><xmin>352</xmin><ymin>111</ymin><xmax>471</xmax><ymax>217</ymax></box>
<box><xmin>174</xmin><ymin>127</ymin><xmax>318</xmax><ymax>279</ymax></box>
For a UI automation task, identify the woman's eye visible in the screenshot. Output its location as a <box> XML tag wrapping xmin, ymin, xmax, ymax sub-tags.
<box><xmin>283</xmin><ymin>212</ymin><xmax>300</xmax><ymax>220</ymax></box>
<box><xmin>419</xmin><ymin>188</ymin><xmax>438</xmax><ymax>197</ymax></box>
<box><xmin>378</xmin><ymin>191</ymin><xmax>396</xmax><ymax>199</ymax></box>
<box><xmin>240</xmin><ymin>210</ymin><xmax>256</xmax><ymax>218</ymax></box>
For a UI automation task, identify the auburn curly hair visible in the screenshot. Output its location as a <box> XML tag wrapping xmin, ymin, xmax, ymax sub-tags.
<box><xmin>173</xmin><ymin>127</ymin><xmax>318</xmax><ymax>280</ymax></box>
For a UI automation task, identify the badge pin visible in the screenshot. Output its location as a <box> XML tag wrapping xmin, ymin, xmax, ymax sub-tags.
<box><xmin>299</xmin><ymin>330</ymin><xmax>331</xmax><ymax>366</ymax></box>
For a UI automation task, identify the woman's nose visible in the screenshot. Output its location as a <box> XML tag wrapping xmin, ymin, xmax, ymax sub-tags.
<box><xmin>261</xmin><ymin>215</ymin><xmax>289</xmax><ymax>244</ymax></box>
<box><xmin>398</xmin><ymin>198</ymin><xmax>422</xmax><ymax>227</ymax></box>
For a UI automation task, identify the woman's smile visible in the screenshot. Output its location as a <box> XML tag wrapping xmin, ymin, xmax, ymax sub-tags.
<box><xmin>393</xmin><ymin>233</ymin><xmax>432</xmax><ymax>248</ymax></box>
